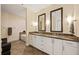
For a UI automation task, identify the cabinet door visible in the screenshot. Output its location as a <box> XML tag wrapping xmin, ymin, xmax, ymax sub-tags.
<box><xmin>43</xmin><ymin>37</ymin><xmax>54</xmax><ymax>55</ymax></box>
<box><xmin>29</xmin><ymin>35</ymin><xmax>36</xmax><ymax>46</ymax></box>
<box><xmin>63</xmin><ymin>40</ymin><xmax>79</xmax><ymax>55</ymax></box>
<box><xmin>35</xmin><ymin>36</ymin><xmax>44</xmax><ymax>50</ymax></box>
<box><xmin>54</xmin><ymin>39</ymin><xmax>63</xmax><ymax>55</ymax></box>
<box><xmin>32</xmin><ymin>35</ymin><xmax>37</xmax><ymax>47</ymax></box>
<box><xmin>63</xmin><ymin>46</ymin><xmax>78</xmax><ymax>55</ymax></box>
<box><xmin>36</xmin><ymin>36</ymin><xmax>54</xmax><ymax>55</ymax></box>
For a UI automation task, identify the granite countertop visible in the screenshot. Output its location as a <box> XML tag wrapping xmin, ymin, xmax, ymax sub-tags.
<box><xmin>29</xmin><ymin>32</ymin><xmax>79</xmax><ymax>42</ymax></box>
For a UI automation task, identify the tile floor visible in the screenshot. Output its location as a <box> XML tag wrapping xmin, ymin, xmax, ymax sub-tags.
<box><xmin>11</xmin><ymin>40</ymin><xmax>47</xmax><ymax>55</ymax></box>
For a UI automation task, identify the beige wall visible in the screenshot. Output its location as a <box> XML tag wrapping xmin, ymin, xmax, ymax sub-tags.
<box><xmin>1</xmin><ymin>11</ymin><xmax>26</xmax><ymax>42</ymax></box>
<box><xmin>35</xmin><ymin>4</ymin><xmax>79</xmax><ymax>37</ymax></box>
<box><xmin>1</xmin><ymin>4</ymin><xmax>36</xmax><ymax>44</ymax></box>
<box><xmin>74</xmin><ymin>5</ymin><xmax>79</xmax><ymax>37</ymax></box>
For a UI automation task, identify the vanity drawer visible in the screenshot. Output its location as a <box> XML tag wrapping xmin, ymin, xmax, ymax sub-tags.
<box><xmin>63</xmin><ymin>40</ymin><xmax>79</xmax><ymax>47</ymax></box>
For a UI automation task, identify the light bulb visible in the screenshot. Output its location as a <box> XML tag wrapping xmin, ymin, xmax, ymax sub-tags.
<box><xmin>67</xmin><ymin>16</ymin><xmax>73</xmax><ymax>25</ymax></box>
<box><xmin>46</xmin><ymin>20</ymin><xmax>50</xmax><ymax>26</ymax></box>
<box><xmin>32</xmin><ymin>21</ymin><xmax>38</xmax><ymax>27</ymax></box>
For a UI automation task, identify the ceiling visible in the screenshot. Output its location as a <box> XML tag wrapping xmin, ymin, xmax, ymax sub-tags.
<box><xmin>1</xmin><ymin>4</ymin><xmax>27</xmax><ymax>18</ymax></box>
<box><xmin>21</xmin><ymin>4</ymin><xmax>51</xmax><ymax>12</ymax></box>
<box><xmin>1</xmin><ymin>4</ymin><xmax>51</xmax><ymax>17</ymax></box>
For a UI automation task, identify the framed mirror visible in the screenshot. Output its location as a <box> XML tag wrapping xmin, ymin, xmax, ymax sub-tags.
<box><xmin>50</xmin><ymin>7</ymin><xmax>63</xmax><ymax>32</ymax></box>
<box><xmin>38</xmin><ymin>13</ymin><xmax>46</xmax><ymax>31</ymax></box>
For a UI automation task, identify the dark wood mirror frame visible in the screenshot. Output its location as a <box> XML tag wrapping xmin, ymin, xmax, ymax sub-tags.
<box><xmin>38</xmin><ymin>13</ymin><xmax>46</xmax><ymax>32</ymax></box>
<box><xmin>50</xmin><ymin>7</ymin><xmax>63</xmax><ymax>32</ymax></box>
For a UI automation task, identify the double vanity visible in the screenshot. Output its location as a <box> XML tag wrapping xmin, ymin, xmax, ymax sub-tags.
<box><xmin>29</xmin><ymin>32</ymin><xmax>79</xmax><ymax>55</ymax></box>
<box><xmin>29</xmin><ymin>7</ymin><xmax>79</xmax><ymax>55</ymax></box>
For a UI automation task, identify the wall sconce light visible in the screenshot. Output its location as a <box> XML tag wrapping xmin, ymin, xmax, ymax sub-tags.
<box><xmin>32</xmin><ymin>21</ymin><xmax>38</xmax><ymax>31</ymax></box>
<box><xmin>67</xmin><ymin>15</ymin><xmax>76</xmax><ymax>24</ymax></box>
<box><xmin>67</xmin><ymin>16</ymin><xmax>73</xmax><ymax>25</ymax></box>
<box><xmin>67</xmin><ymin>15</ymin><xmax>76</xmax><ymax>34</ymax></box>
<box><xmin>46</xmin><ymin>20</ymin><xmax>50</xmax><ymax>26</ymax></box>
<box><xmin>32</xmin><ymin>21</ymin><xmax>38</xmax><ymax>27</ymax></box>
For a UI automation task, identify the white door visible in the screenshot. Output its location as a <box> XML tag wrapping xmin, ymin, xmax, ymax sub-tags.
<box><xmin>54</xmin><ymin>39</ymin><xmax>63</xmax><ymax>55</ymax></box>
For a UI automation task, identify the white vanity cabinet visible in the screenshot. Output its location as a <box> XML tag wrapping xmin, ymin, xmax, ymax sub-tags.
<box><xmin>29</xmin><ymin>34</ymin><xmax>79</xmax><ymax>55</ymax></box>
<box><xmin>53</xmin><ymin>39</ymin><xmax>79</xmax><ymax>55</ymax></box>
<box><xmin>29</xmin><ymin>35</ymin><xmax>54</xmax><ymax>54</ymax></box>
<box><xmin>35</xmin><ymin>36</ymin><xmax>54</xmax><ymax>55</ymax></box>
<box><xmin>54</xmin><ymin>39</ymin><xmax>63</xmax><ymax>55</ymax></box>
<box><xmin>29</xmin><ymin>35</ymin><xmax>37</xmax><ymax>47</ymax></box>
<box><xmin>63</xmin><ymin>40</ymin><xmax>79</xmax><ymax>55</ymax></box>
<box><xmin>35</xmin><ymin>36</ymin><xmax>44</xmax><ymax>50</ymax></box>
<box><xmin>29</xmin><ymin>35</ymin><xmax>44</xmax><ymax>50</ymax></box>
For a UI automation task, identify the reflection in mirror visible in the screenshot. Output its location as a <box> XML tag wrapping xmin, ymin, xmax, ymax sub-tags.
<box><xmin>50</xmin><ymin>7</ymin><xmax>63</xmax><ymax>32</ymax></box>
<box><xmin>38</xmin><ymin>13</ymin><xmax>46</xmax><ymax>31</ymax></box>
